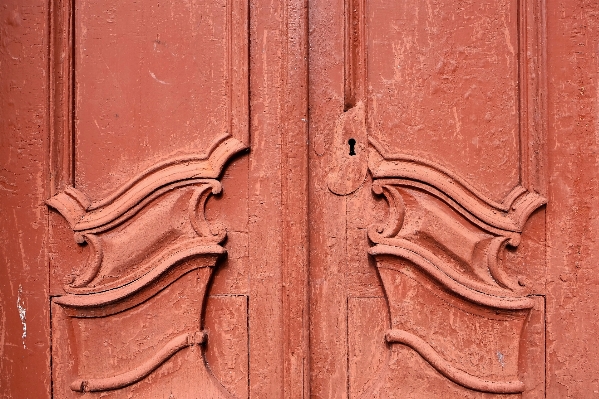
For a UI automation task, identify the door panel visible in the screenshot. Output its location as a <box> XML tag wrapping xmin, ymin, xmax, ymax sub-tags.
<box><xmin>73</xmin><ymin>0</ymin><xmax>248</xmax><ymax>201</ymax></box>
<box><xmin>204</xmin><ymin>294</ymin><xmax>249</xmax><ymax>399</ymax></box>
<box><xmin>347</xmin><ymin>297</ymin><xmax>388</xmax><ymax>398</ymax></box>
<box><xmin>366</xmin><ymin>0</ymin><xmax>521</xmax><ymax>201</ymax></box>
<box><xmin>46</xmin><ymin>0</ymin><xmax>312</xmax><ymax>396</ymax></box>
<box><xmin>48</xmin><ymin>0</ymin><xmax>547</xmax><ymax>395</ymax></box>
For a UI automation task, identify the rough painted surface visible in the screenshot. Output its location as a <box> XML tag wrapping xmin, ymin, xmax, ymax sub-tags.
<box><xmin>0</xmin><ymin>1</ymin><xmax>50</xmax><ymax>398</ymax></box>
<box><xmin>74</xmin><ymin>0</ymin><xmax>235</xmax><ymax>201</ymax></box>
<box><xmin>546</xmin><ymin>0</ymin><xmax>599</xmax><ymax>397</ymax></box>
<box><xmin>45</xmin><ymin>0</ymin><xmax>252</xmax><ymax>395</ymax></box>
<box><xmin>45</xmin><ymin>0</ymin><xmax>307</xmax><ymax>397</ymax></box>
<box><xmin>2</xmin><ymin>0</ymin><xmax>599</xmax><ymax>398</ymax></box>
<box><xmin>309</xmin><ymin>0</ymin><xmax>545</xmax><ymax>398</ymax></box>
<box><xmin>367</xmin><ymin>0</ymin><xmax>521</xmax><ymax>202</ymax></box>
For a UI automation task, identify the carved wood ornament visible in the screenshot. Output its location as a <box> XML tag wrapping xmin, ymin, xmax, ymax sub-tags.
<box><xmin>47</xmin><ymin>137</ymin><xmax>246</xmax><ymax>393</ymax></box>
<box><xmin>45</xmin><ymin>0</ymin><xmax>546</xmax><ymax>395</ymax></box>
<box><xmin>368</xmin><ymin>138</ymin><xmax>545</xmax><ymax>393</ymax></box>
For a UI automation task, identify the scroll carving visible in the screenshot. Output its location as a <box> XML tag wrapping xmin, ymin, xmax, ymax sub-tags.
<box><xmin>368</xmin><ymin>139</ymin><xmax>546</xmax><ymax>394</ymax></box>
<box><xmin>48</xmin><ymin>137</ymin><xmax>246</xmax><ymax>393</ymax></box>
<box><xmin>70</xmin><ymin>331</ymin><xmax>207</xmax><ymax>393</ymax></box>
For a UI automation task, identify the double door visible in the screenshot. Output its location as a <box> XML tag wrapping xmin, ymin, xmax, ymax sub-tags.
<box><xmin>45</xmin><ymin>0</ymin><xmax>546</xmax><ymax>397</ymax></box>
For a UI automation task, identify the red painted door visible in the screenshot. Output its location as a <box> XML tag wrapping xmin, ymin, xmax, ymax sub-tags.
<box><xmin>44</xmin><ymin>1</ymin><xmax>307</xmax><ymax>397</ymax></box>
<box><xmin>2</xmin><ymin>1</ymin><xmax>599</xmax><ymax>398</ymax></box>
<box><xmin>308</xmin><ymin>1</ymin><xmax>546</xmax><ymax>397</ymax></box>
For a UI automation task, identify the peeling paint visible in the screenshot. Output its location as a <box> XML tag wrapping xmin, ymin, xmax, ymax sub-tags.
<box><xmin>497</xmin><ymin>351</ymin><xmax>505</xmax><ymax>369</ymax></box>
<box><xmin>16</xmin><ymin>285</ymin><xmax>26</xmax><ymax>348</ymax></box>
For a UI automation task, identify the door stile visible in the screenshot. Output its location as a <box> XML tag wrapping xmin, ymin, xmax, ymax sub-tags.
<box><xmin>308</xmin><ymin>0</ymin><xmax>353</xmax><ymax>398</ymax></box>
<box><xmin>280</xmin><ymin>0</ymin><xmax>311</xmax><ymax>398</ymax></box>
<box><xmin>248</xmin><ymin>0</ymin><xmax>310</xmax><ymax>397</ymax></box>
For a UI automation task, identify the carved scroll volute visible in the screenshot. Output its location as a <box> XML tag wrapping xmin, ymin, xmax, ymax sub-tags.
<box><xmin>367</xmin><ymin>142</ymin><xmax>546</xmax><ymax>394</ymax></box>
<box><xmin>47</xmin><ymin>137</ymin><xmax>246</xmax><ymax>394</ymax></box>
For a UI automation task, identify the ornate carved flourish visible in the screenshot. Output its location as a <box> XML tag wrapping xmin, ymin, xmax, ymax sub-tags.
<box><xmin>48</xmin><ymin>137</ymin><xmax>244</xmax><ymax>294</ymax></box>
<box><xmin>54</xmin><ymin>240</ymin><xmax>225</xmax><ymax>318</ymax></box>
<box><xmin>48</xmin><ymin>137</ymin><xmax>246</xmax><ymax>393</ymax></box>
<box><xmin>47</xmin><ymin>136</ymin><xmax>244</xmax><ymax>232</ymax></box>
<box><xmin>385</xmin><ymin>330</ymin><xmax>525</xmax><ymax>394</ymax></box>
<box><xmin>368</xmin><ymin>140</ymin><xmax>546</xmax><ymax>394</ymax></box>
<box><xmin>70</xmin><ymin>331</ymin><xmax>207</xmax><ymax>393</ymax></box>
<box><xmin>369</xmin><ymin>137</ymin><xmax>546</xmax><ymax>243</ymax></box>
<box><xmin>370</xmin><ymin>243</ymin><xmax>534</xmax><ymax>310</ymax></box>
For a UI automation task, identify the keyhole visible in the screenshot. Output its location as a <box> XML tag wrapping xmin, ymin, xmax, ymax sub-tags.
<box><xmin>348</xmin><ymin>138</ymin><xmax>356</xmax><ymax>156</ymax></box>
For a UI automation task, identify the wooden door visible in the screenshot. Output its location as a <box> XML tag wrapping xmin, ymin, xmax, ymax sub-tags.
<box><xmin>44</xmin><ymin>1</ymin><xmax>309</xmax><ymax>397</ymax></box>
<box><xmin>2</xmin><ymin>1</ymin><xmax>599</xmax><ymax>398</ymax></box>
<box><xmin>308</xmin><ymin>1</ymin><xmax>546</xmax><ymax>397</ymax></box>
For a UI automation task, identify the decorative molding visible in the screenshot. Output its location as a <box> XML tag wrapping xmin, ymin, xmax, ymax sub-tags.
<box><xmin>49</xmin><ymin>0</ymin><xmax>74</xmax><ymax>195</ymax></box>
<box><xmin>67</xmin><ymin>233</ymin><xmax>103</xmax><ymax>289</ymax></box>
<box><xmin>47</xmin><ymin>137</ymin><xmax>244</xmax><ymax>293</ymax></box>
<box><xmin>369</xmin><ymin>138</ymin><xmax>546</xmax><ymax>240</ymax></box>
<box><xmin>385</xmin><ymin>330</ymin><xmax>525</xmax><ymax>394</ymax></box>
<box><xmin>370</xmin><ymin>244</ymin><xmax>534</xmax><ymax>310</ymax></box>
<box><xmin>368</xmin><ymin>142</ymin><xmax>546</xmax><ymax>393</ymax></box>
<box><xmin>48</xmin><ymin>137</ymin><xmax>246</xmax><ymax>392</ymax></box>
<box><xmin>47</xmin><ymin>136</ymin><xmax>245</xmax><ymax>233</ymax></box>
<box><xmin>70</xmin><ymin>331</ymin><xmax>207</xmax><ymax>393</ymax></box>
<box><xmin>518</xmin><ymin>0</ymin><xmax>547</xmax><ymax>195</ymax></box>
<box><xmin>54</xmin><ymin>240</ymin><xmax>224</xmax><ymax>318</ymax></box>
<box><xmin>343</xmin><ymin>0</ymin><xmax>365</xmax><ymax>110</ymax></box>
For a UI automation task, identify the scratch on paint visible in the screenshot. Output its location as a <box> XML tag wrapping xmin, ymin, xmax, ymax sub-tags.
<box><xmin>149</xmin><ymin>70</ymin><xmax>170</xmax><ymax>85</ymax></box>
<box><xmin>452</xmin><ymin>106</ymin><xmax>462</xmax><ymax>139</ymax></box>
<box><xmin>0</xmin><ymin>181</ymin><xmax>16</xmax><ymax>193</ymax></box>
<box><xmin>17</xmin><ymin>285</ymin><xmax>26</xmax><ymax>349</ymax></box>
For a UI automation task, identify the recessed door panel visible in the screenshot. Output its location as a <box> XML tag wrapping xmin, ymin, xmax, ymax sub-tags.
<box><xmin>74</xmin><ymin>0</ymin><xmax>248</xmax><ymax>201</ymax></box>
<box><xmin>366</xmin><ymin>0</ymin><xmax>520</xmax><ymax>201</ymax></box>
<box><xmin>47</xmin><ymin>1</ymin><xmax>251</xmax><ymax>397</ymax></box>
<box><xmin>308</xmin><ymin>0</ymin><xmax>546</xmax><ymax>397</ymax></box>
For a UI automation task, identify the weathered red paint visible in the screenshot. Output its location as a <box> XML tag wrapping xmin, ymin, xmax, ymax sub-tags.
<box><xmin>1</xmin><ymin>1</ymin><xmax>599</xmax><ymax>398</ymax></box>
<box><xmin>0</xmin><ymin>2</ymin><xmax>51</xmax><ymax>398</ymax></box>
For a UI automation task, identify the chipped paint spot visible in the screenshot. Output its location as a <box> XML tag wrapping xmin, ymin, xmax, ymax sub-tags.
<box><xmin>17</xmin><ymin>285</ymin><xmax>26</xmax><ymax>349</ymax></box>
<box><xmin>497</xmin><ymin>351</ymin><xmax>505</xmax><ymax>369</ymax></box>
